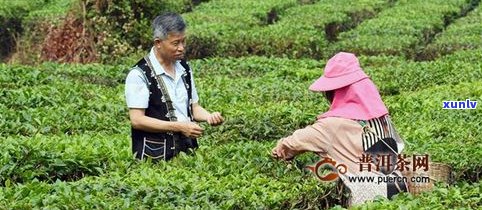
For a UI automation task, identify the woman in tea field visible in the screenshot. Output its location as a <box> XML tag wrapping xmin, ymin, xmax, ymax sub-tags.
<box><xmin>271</xmin><ymin>52</ymin><xmax>409</xmax><ymax>205</ymax></box>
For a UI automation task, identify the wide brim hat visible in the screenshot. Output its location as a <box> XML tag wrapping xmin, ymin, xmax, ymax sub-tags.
<box><xmin>309</xmin><ymin>52</ymin><xmax>369</xmax><ymax>92</ymax></box>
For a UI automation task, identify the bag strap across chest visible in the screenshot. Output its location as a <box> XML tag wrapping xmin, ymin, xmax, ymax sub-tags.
<box><xmin>144</xmin><ymin>55</ymin><xmax>178</xmax><ymax>122</ymax></box>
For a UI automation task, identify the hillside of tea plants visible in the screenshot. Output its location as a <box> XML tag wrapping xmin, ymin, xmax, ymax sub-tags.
<box><xmin>1</xmin><ymin>0</ymin><xmax>481</xmax><ymax>209</ymax></box>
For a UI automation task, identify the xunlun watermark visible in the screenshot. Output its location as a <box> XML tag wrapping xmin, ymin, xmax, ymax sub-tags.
<box><xmin>443</xmin><ymin>99</ymin><xmax>477</xmax><ymax>109</ymax></box>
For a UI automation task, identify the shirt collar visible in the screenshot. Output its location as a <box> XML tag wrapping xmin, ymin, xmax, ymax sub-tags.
<box><xmin>148</xmin><ymin>47</ymin><xmax>186</xmax><ymax>77</ymax></box>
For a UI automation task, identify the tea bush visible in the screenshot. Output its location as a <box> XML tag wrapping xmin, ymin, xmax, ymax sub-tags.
<box><xmin>1</xmin><ymin>0</ymin><xmax>481</xmax><ymax>209</ymax></box>
<box><xmin>424</xmin><ymin>5</ymin><xmax>482</xmax><ymax>59</ymax></box>
<box><xmin>334</xmin><ymin>0</ymin><xmax>476</xmax><ymax>58</ymax></box>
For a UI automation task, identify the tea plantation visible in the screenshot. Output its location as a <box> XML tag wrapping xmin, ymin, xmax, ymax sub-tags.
<box><xmin>0</xmin><ymin>0</ymin><xmax>481</xmax><ymax>209</ymax></box>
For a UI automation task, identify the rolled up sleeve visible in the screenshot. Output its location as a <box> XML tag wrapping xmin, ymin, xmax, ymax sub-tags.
<box><xmin>273</xmin><ymin>119</ymin><xmax>333</xmax><ymax>160</ymax></box>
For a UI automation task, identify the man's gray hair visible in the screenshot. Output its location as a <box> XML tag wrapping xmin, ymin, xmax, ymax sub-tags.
<box><xmin>152</xmin><ymin>12</ymin><xmax>186</xmax><ymax>40</ymax></box>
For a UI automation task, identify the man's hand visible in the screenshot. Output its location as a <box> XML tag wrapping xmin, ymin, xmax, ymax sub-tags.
<box><xmin>178</xmin><ymin>122</ymin><xmax>204</xmax><ymax>138</ymax></box>
<box><xmin>207</xmin><ymin>112</ymin><xmax>224</xmax><ymax>126</ymax></box>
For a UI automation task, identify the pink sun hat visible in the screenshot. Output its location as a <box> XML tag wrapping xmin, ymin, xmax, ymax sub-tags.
<box><xmin>309</xmin><ymin>52</ymin><xmax>369</xmax><ymax>92</ymax></box>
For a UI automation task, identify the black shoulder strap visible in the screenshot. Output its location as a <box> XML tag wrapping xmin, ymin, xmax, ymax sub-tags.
<box><xmin>179</xmin><ymin>59</ymin><xmax>194</xmax><ymax>121</ymax></box>
<box><xmin>180</xmin><ymin>59</ymin><xmax>190</xmax><ymax>73</ymax></box>
<box><xmin>180</xmin><ymin>59</ymin><xmax>192</xmax><ymax>96</ymax></box>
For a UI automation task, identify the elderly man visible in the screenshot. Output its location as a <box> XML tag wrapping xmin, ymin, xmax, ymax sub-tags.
<box><xmin>125</xmin><ymin>12</ymin><xmax>224</xmax><ymax>161</ymax></box>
